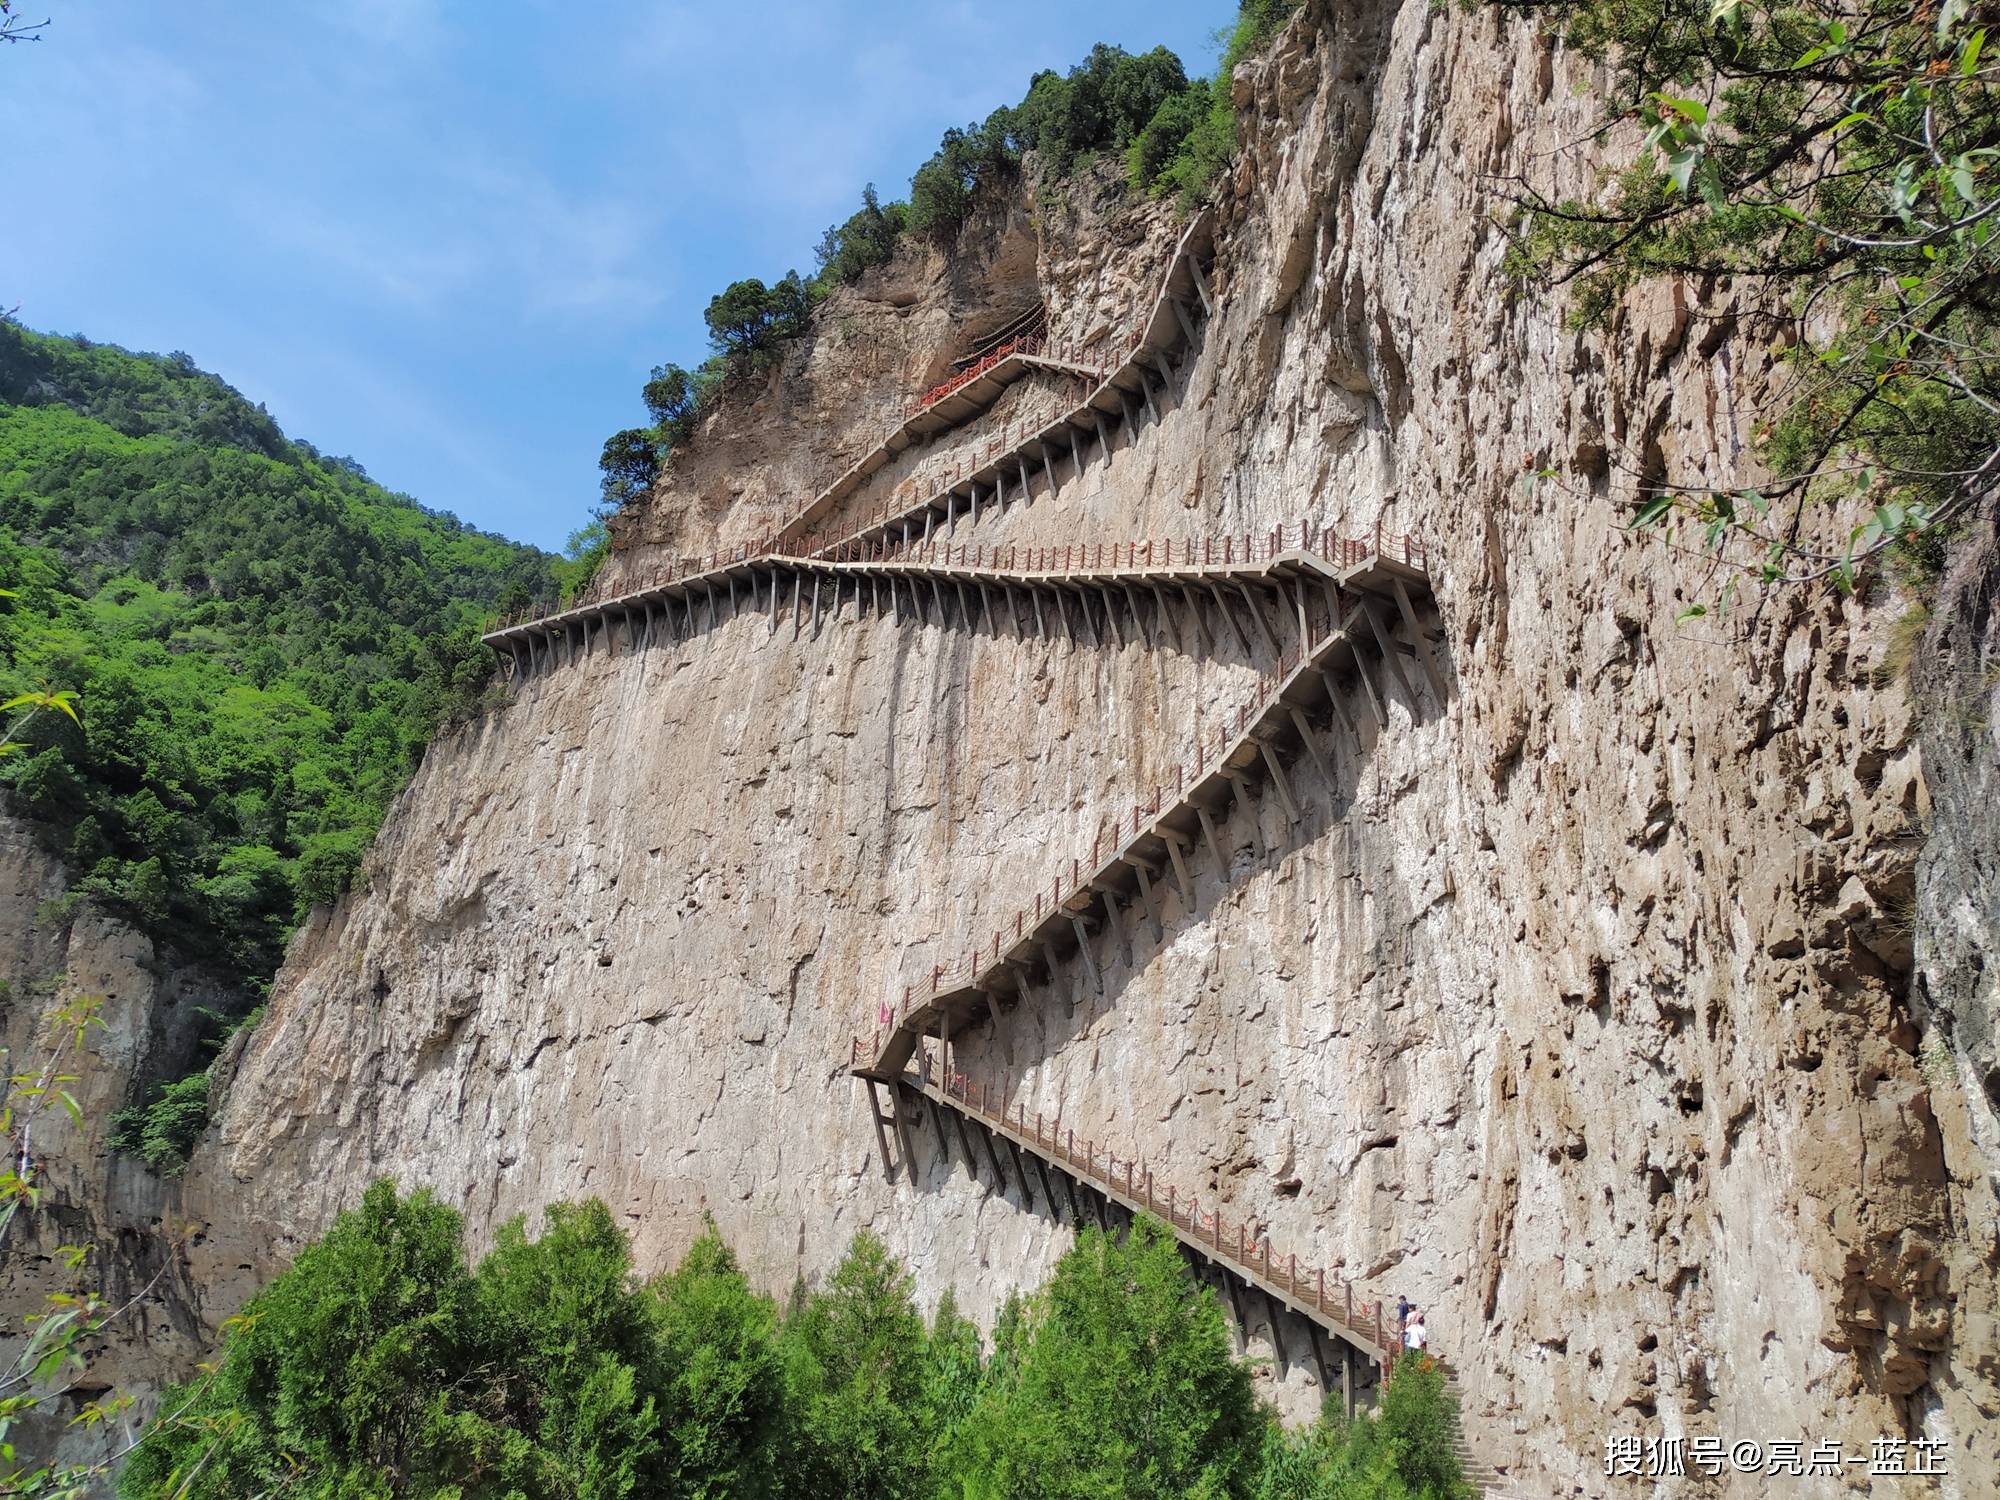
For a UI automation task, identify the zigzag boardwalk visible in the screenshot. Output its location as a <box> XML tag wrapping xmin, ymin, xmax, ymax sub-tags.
<box><xmin>472</xmin><ymin>211</ymin><xmax>1493</xmax><ymax>1475</ymax></box>
<box><xmin>848</xmin><ymin>532</ymin><xmax>1439</xmax><ymax>1079</ymax></box>
<box><xmin>480</xmin><ymin>521</ymin><xmax>1458</xmax><ymax>1439</ymax></box>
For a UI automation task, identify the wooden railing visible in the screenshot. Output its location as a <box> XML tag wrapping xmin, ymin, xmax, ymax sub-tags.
<box><xmin>859</xmin><ymin>1040</ymin><xmax>1404</xmax><ymax>1366</ymax></box>
<box><xmin>482</xmin><ymin>520</ymin><xmax>1427</xmax><ymax>639</ymax></box>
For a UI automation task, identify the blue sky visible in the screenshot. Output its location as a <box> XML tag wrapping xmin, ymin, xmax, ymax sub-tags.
<box><xmin>5</xmin><ymin>1</ymin><xmax>1229</xmax><ymax>552</ymax></box>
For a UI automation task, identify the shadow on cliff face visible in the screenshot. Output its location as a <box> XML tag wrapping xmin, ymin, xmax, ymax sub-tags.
<box><xmin>1910</xmin><ymin>507</ymin><xmax>2000</xmax><ymax>1414</ymax></box>
<box><xmin>1915</xmin><ymin>509</ymin><xmax>2000</xmax><ymax>1122</ymax></box>
<box><xmin>929</xmin><ymin>193</ymin><xmax>1043</xmax><ymax>393</ymax></box>
<box><xmin>899</xmin><ymin>629</ymin><xmax>1448</xmax><ymax>1152</ymax></box>
<box><xmin>524</xmin><ymin>563</ymin><xmax>1323</xmax><ymax>689</ymax></box>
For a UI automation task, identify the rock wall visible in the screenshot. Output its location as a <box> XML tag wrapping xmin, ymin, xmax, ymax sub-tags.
<box><xmin>1910</xmin><ymin>511</ymin><xmax>2000</xmax><ymax>1475</ymax></box>
<box><xmin>0</xmin><ymin>814</ymin><xmax>231</xmax><ymax>1469</ymax></box>
<box><xmin>17</xmin><ymin>1</ymin><xmax>1988</xmax><ymax>1495</ymax></box>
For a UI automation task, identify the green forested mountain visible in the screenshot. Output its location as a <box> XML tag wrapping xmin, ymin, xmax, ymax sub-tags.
<box><xmin>0</xmin><ymin>321</ymin><xmax>570</xmax><ymax>996</ymax></box>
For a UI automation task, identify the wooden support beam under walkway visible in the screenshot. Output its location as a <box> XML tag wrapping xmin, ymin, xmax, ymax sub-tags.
<box><xmin>482</xmin><ymin>529</ymin><xmax>1438</xmax><ymax>688</ymax></box>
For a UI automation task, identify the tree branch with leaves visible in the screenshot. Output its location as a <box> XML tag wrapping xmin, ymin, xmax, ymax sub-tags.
<box><xmin>1498</xmin><ymin>0</ymin><xmax>1998</xmax><ymax>597</ymax></box>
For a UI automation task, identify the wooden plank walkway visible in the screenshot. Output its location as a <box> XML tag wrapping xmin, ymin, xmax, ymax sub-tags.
<box><xmin>481</xmin><ymin>525</ymin><xmax>1434</xmax><ymax>684</ymax></box>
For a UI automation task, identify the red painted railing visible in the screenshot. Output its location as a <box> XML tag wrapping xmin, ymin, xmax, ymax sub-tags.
<box><xmin>851</xmin><ymin>1035</ymin><xmax>1401</xmax><ymax>1364</ymax></box>
<box><xmin>902</xmin><ymin>301</ymin><xmax>1151</xmax><ymax>419</ymax></box>
<box><xmin>906</xmin><ymin>334</ymin><xmax>1045</xmax><ymax>416</ymax></box>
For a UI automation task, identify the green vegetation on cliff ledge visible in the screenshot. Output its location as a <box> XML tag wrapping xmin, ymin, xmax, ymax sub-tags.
<box><xmin>597</xmin><ymin>0</ymin><xmax>1301</xmax><ymax>513</ymax></box>
<box><xmin>123</xmin><ymin>1183</ymin><xmax>1469</xmax><ymax>1500</ymax></box>
<box><xmin>0</xmin><ymin>322</ymin><xmax>571</xmax><ymax>1135</ymax></box>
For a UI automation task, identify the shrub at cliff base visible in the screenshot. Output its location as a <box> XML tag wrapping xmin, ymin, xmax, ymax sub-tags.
<box><xmin>120</xmin><ymin>1186</ymin><xmax>770</xmax><ymax>1500</ymax></box>
<box><xmin>1255</xmin><ymin>1357</ymin><xmax>1472</xmax><ymax>1500</ymax></box>
<box><xmin>951</xmin><ymin>1217</ymin><xmax>1262</xmax><ymax>1500</ymax></box>
<box><xmin>122</xmin><ymin>1187</ymin><xmax>1469</xmax><ymax>1500</ymax></box>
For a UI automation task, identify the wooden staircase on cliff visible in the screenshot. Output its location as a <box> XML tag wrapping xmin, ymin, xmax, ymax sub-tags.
<box><xmin>773</xmin><ymin>208</ymin><xmax>1216</xmax><ymax>553</ymax></box>
<box><xmin>860</xmin><ymin>1054</ymin><xmax>1513</xmax><ymax>1489</ymax></box>
<box><xmin>863</xmin><ymin>1051</ymin><xmax>1513</xmax><ymax>1489</ymax></box>
<box><xmin>848</xmin><ymin>536</ymin><xmax>1438</xmax><ymax>1079</ymax></box>
<box><xmin>867</xmin><ymin>1055</ymin><xmax>1399</xmax><ymax>1410</ymax></box>
<box><xmin>474</xmin><ymin>207</ymin><xmax>1507</xmax><ymax>1486</ymax></box>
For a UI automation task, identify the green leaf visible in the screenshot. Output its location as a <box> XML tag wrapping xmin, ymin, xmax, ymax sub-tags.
<box><xmin>1965</xmin><ymin>27</ymin><xmax>1988</xmax><ymax>76</ymax></box>
<box><xmin>1658</xmin><ymin>94</ymin><xmax>1708</xmax><ymax>125</ymax></box>
<box><xmin>1677</xmin><ymin>605</ymin><xmax>1709</xmax><ymax>624</ymax></box>
<box><xmin>1631</xmin><ymin>495</ymin><xmax>1675</xmax><ymax>528</ymax></box>
<box><xmin>1697</xmin><ymin>162</ymin><xmax>1726</xmax><ymax>210</ymax></box>
<box><xmin>1938</xmin><ymin>0</ymin><xmax>1970</xmax><ymax>46</ymax></box>
<box><xmin>1666</xmin><ymin>149</ymin><xmax>1701</xmax><ymax>194</ymax></box>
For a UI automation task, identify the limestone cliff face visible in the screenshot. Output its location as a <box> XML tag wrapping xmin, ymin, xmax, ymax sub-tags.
<box><xmin>22</xmin><ymin>1</ymin><xmax>1990</xmax><ymax>1494</ymax></box>
<box><xmin>0</xmin><ymin>816</ymin><xmax>230</xmax><ymax>1466</ymax></box>
<box><xmin>1910</xmin><ymin>515</ymin><xmax>2000</xmax><ymax>1459</ymax></box>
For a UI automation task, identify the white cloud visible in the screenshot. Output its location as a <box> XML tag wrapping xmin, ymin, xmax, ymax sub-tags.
<box><xmin>314</xmin><ymin>0</ymin><xmax>450</xmax><ymax>56</ymax></box>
